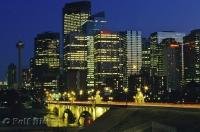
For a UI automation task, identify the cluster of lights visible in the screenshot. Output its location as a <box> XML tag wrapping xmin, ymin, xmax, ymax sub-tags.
<box><xmin>45</xmin><ymin>85</ymin><xmax>151</xmax><ymax>103</ymax></box>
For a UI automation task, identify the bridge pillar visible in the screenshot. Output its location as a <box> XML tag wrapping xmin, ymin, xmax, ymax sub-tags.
<box><xmin>58</xmin><ymin>105</ymin><xmax>65</xmax><ymax>118</ymax></box>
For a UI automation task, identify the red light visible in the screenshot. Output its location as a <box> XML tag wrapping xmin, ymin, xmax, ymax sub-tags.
<box><xmin>100</xmin><ymin>30</ymin><xmax>112</xmax><ymax>34</ymax></box>
<box><xmin>170</xmin><ymin>44</ymin><xmax>179</xmax><ymax>48</ymax></box>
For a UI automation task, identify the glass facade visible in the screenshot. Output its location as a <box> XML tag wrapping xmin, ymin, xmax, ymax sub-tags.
<box><xmin>141</xmin><ymin>38</ymin><xmax>151</xmax><ymax>73</ymax></box>
<box><xmin>64</xmin><ymin>34</ymin><xmax>88</xmax><ymax>90</ymax></box>
<box><xmin>31</xmin><ymin>32</ymin><xmax>60</xmax><ymax>90</ymax></box>
<box><xmin>119</xmin><ymin>31</ymin><xmax>142</xmax><ymax>88</ymax></box>
<box><xmin>63</xmin><ymin>1</ymin><xmax>91</xmax><ymax>91</ymax></box>
<box><xmin>162</xmin><ymin>38</ymin><xmax>181</xmax><ymax>91</ymax></box>
<box><xmin>126</xmin><ymin>31</ymin><xmax>142</xmax><ymax>76</ymax></box>
<box><xmin>150</xmin><ymin>31</ymin><xmax>185</xmax><ymax>77</ymax></box>
<box><xmin>94</xmin><ymin>31</ymin><xmax>123</xmax><ymax>91</ymax></box>
<box><xmin>63</xmin><ymin>1</ymin><xmax>91</xmax><ymax>35</ymax></box>
<box><xmin>184</xmin><ymin>29</ymin><xmax>200</xmax><ymax>83</ymax></box>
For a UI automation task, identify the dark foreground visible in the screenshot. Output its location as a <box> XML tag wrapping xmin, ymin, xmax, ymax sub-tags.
<box><xmin>1</xmin><ymin>106</ymin><xmax>200</xmax><ymax>132</ymax></box>
<box><xmin>81</xmin><ymin>107</ymin><xmax>200</xmax><ymax>132</ymax></box>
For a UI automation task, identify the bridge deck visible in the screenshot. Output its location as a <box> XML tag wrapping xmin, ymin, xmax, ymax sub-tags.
<box><xmin>46</xmin><ymin>101</ymin><xmax>200</xmax><ymax>109</ymax></box>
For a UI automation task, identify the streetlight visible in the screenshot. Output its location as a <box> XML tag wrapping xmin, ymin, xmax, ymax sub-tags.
<box><xmin>124</xmin><ymin>87</ymin><xmax>128</xmax><ymax>107</ymax></box>
<box><xmin>79</xmin><ymin>90</ymin><xmax>83</xmax><ymax>96</ymax></box>
<box><xmin>79</xmin><ymin>89</ymin><xmax>84</xmax><ymax>101</ymax></box>
<box><xmin>144</xmin><ymin>86</ymin><xmax>149</xmax><ymax>91</ymax></box>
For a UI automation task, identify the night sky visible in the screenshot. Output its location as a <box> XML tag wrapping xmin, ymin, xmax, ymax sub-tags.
<box><xmin>0</xmin><ymin>0</ymin><xmax>200</xmax><ymax>80</ymax></box>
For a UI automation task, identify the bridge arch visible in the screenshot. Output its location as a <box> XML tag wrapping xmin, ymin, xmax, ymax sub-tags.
<box><xmin>78</xmin><ymin>111</ymin><xmax>93</xmax><ymax>126</ymax></box>
<box><xmin>63</xmin><ymin>109</ymin><xmax>76</xmax><ymax>124</ymax></box>
<box><xmin>53</xmin><ymin>107</ymin><xmax>59</xmax><ymax>117</ymax></box>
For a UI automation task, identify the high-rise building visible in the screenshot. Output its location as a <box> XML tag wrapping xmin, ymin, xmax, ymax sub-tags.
<box><xmin>94</xmin><ymin>31</ymin><xmax>123</xmax><ymax>93</ymax></box>
<box><xmin>184</xmin><ymin>29</ymin><xmax>200</xmax><ymax>84</ymax></box>
<box><xmin>7</xmin><ymin>63</ymin><xmax>17</xmax><ymax>88</ymax></box>
<box><xmin>64</xmin><ymin>33</ymin><xmax>88</xmax><ymax>90</ymax></box>
<box><xmin>150</xmin><ymin>31</ymin><xmax>185</xmax><ymax>77</ymax></box>
<box><xmin>162</xmin><ymin>38</ymin><xmax>182</xmax><ymax>91</ymax></box>
<box><xmin>31</xmin><ymin>32</ymin><xmax>60</xmax><ymax>90</ymax></box>
<box><xmin>126</xmin><ymin>31</ymin><xmax>142</xmax><ymax>76</ymax></box>
<box><xmin>141</xmin><ymin>38</ymin><xmax>151</xmax><ymax>73</ymax></box>
<box><xmin>150</xmin><ymin>31</ymin><xmax>185</xmax><ymax>94</ymax></box>
<box><xmin>63</xmin><ymin>1</ymin><xmax>91</xmax><ymax>91</ymax></box>
<box><xmin>120</xmin><ymin>31</ymin><xmax>142</xmax><ymax>88</ymax></box>
<box><xmin>82</xmin><ymin>12</ymin><xmax>107</xmax><ymax>89</ymax></box>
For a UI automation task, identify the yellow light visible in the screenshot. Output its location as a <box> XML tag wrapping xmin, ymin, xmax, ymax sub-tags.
<box><xmin>79</xmin><ymin>90</ymin><xmax>83</xmax><ymax>95</ymax></box>
<box><xmin>144</xmin><ymin>86</ymin><xmax>149</xmax><ymax>91</ymax></box>
<box><xmin>133</xmin><ymin>65</ymin><xmax>137</xmax><ymax>69</ymax></box>
<box><xmin>109</xmin><ymin>89</ymin><xmax>113</xmax><ymax>93</ymax></box>
<box><xmin>96</xmin><ymin>107</ymin><xmax>104</xmax><ymax>118</ymax></box>
<box><xmin>137</xmin><ymin>88</ymin><xmax>141</xmax><ymax>91</ymax></box>
<box><xmin>124</xmin><ymin>88</ymin><xmax>128</xmax><ymax>93</ymax></box>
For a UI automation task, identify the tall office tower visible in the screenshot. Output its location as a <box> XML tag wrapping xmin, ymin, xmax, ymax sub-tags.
<box><xmin>150</xmin><ymin>31</ymin><xmax>185</xmax><ymax>93</ymax></box>
<box><xmin>31</xmin><ymin>32</ymin><xmax>60</xmax><ymax>90</ymax></box>
<box><xmin>82</xmin><ymin>12</ymin><xmax>107</xmax><ymax>89</ymax></box>
<box><xmin>94</xmin><ymin>31</ymin><xmax>123</xmax><ymax>93</ymax></box>
<box><xmin>162</xmin><ymin>38</ymin><xmax>182</xmax><ymax>91</ymax></box>
<box><xmin>63</xmin><ymin>1</ymin><xmax>91</xmax><ymax>91</ymax></box>
<box><xmin>126</xmin><ymin>31</ymin><xmax>142</xmax><ymax>76</ymax></box>
<box><xmin>141</xmin><ymin>38</ymin><xmax>151</xmax><ymax>74</ymax></box>
<box><xmin>150</xmin><ymin>31</ymin><xmax>185</xmax><ymax>77</ymax></box>
<box><xmin>64</xmin><ymin>33</ymin><xmax>88</xmax><ymax>91</ymax></box>
<box><xmin>120</xmin><ymin>31</ymin><xmax>142</xmax><ymax>88</ymax></box>
<box><xmin>184</xmin><ymin>29</ymin><xmax>200</xmax><ymax>84</ymax></box>
<box><xmin>16</xmin><ymin>41</ymin><xmax>24</xmax><ymax>89</ymax></box>
<box><xmin>7</xmin><ymin>63</ymin><xmax>17</xmax><ymax>88</ymax></box>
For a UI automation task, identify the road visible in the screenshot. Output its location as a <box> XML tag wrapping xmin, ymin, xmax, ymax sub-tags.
<box><xmin>46</xmin><ymin>101</ymin><xmax>200</xmax><ymax>109</ymax></box>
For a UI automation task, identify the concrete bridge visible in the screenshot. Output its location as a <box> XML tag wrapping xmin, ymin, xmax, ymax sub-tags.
<box><xmin>46</xmin><ymin>101</ymin><xmax>200</xmax><ymax>127</ymax></box>
<box><xmin>46</xmin><ymin>101</ymin><xmax>110</xmax><ymax>126</ymax></box>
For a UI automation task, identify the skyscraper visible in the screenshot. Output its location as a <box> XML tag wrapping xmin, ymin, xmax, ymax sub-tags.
<box><xmin>184</xmin><ymin>29</ymin><xmax>200</xmax><ymax>84</ymax></box>
<box><xmin>94</xmin><ymin>31</ymin><xmax>123</xmax><ymax>93</ymax></box>
<box><xmin>150</xmin><ymin>31</ymin><xmax>185</xmax><ymax>94</ymax></box>
<box><xmin>126</xmin><ymin>31</ymin><xmax>142</xmax><ymax>76</ymax></box>
<box><xmin>150</xmin><ymin>31</ymin><xmax>185</xmax><ymax>77</ymax></box>
<box><xmin>7</xmin><ymin>63</ymin><xmax>17</xmax><ymax>88</ymax></box>
<box><xmin>141</xmin><ymin>38</ymin><xmax>151</xmax><ymax>74</ymax></box>
<box><xmin>31</xmin><ymin>32</ymin><xmax>60</xmax><ymax>90</ymax></box>
<box><xmin>64</xmin><ymin>33</ymin><xmax>88</xmax><ymax>90</ymax></box>
<box><xmin>162</xmin><ymin>38</ymin><xmax>182</xmax><ymax>91</ymax></box>
<box><xmin>63</xmin><ymin>1</ymin><xmax>91</xmax><ymax>91</ymax></box>
<box><xmin>120</xmin><ymin>31</ymin><xmax>142</xmax><ymax>88</ymax></box>
<box><xmin>82</xmin><ymin>12</ymin><xmax>107</xmax><ymax>89</ymax></box>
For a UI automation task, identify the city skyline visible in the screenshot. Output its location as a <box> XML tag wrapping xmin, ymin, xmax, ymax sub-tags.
<box><xmin>0</xmin><ymin>1</ymin><xmax>199</xmax><ymax>130</ymax></box>
<box><xmin>1</xmin><ymin>0</ymin><xmax>200</xmax><ymax>80</ymax></box>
